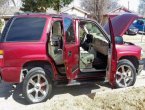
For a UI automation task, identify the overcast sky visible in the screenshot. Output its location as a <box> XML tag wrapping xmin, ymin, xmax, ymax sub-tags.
<box><xmin>118</xmin><ymin>0</ymin><xmax>139</xmax><ymax>12</ymax></box>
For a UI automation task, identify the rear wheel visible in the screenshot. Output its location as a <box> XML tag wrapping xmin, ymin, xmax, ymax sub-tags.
<box><xmin>115</xmin><ymin>59</ymin><xmax>136</xmax><ymax>88</ymax></box>
<box><xmin>23</xmin><ymin>67</ymin><xmax>52</xmax><ymax>104</ymax></box>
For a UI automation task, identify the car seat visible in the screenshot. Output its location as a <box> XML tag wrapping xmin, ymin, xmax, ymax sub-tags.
<box><xmin>81</xmin><ymin>34</ymin><xmax>93</xmax><ymax>51</ymax></box>
<box><xmin>80</xmin><ymin>47</ymin><xmax>94</xmax><ymax>69</ymax></box>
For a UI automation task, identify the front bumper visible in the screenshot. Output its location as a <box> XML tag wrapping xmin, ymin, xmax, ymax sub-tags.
<box><xmin>138</xmin><ymin>60</ymin><xmax>144</xmax><ymax>74</ymax></box>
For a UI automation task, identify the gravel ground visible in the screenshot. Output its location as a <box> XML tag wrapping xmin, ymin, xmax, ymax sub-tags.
<box><xmin>0</xmin><ymin>34</ymin><xmax>145</xmax><ymax>110</ymax></box>
<box><xmin>0</xmin><ymin>70</ymin><xmax>145</xmax><ymax>110</ymax></box>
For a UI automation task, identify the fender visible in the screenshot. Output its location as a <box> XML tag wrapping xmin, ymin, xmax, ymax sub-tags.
<box><xmin>117</xmin><ymin>51</ymin><xmax>140</xmax><ymax>60</ymax></box>
<box><xmin>20</xmin><ymin>55</ymin><xmax>58</xmax><ymax>82</ymax></box>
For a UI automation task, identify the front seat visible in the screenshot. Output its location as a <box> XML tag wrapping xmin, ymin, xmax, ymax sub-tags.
<box><xmin>80</xmin><ymin>47</ymin><xmax>94</xmax><ymax>69</ymax></box>
<box><xmin>81</xmin><ymin>34</ymin><xmax>93</xmax><ymax>51</ymax></box>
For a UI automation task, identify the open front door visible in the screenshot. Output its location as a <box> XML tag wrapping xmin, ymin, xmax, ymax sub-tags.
<box><xmin>62</xmin><ymin>16</ymin><xmax>79</xmax><ymax>80</ymax></box>
<box><xmin>107</xmin><ymin>18</ymin><xmax>117</xmax><ymax>87</ymax></box>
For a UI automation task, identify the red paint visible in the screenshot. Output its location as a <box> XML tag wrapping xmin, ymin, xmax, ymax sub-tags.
<box><xmin>0</xmin><ymin>14</ymin><xmax>142</xmax><ymax>86</ymax></box>
<box><xmin>107</xmin><ymin>18</ymin><xmax>117</xmax><ymax>86</ymax></box>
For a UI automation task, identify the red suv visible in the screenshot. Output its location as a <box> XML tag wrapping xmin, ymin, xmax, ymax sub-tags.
<box><xmin>0</xmin><ymin>13</ymin><xmax>144</xmax><ymax>103</ymax></box>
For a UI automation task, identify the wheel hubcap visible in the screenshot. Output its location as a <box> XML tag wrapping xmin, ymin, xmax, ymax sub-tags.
<box><xmin>116</xmin><ymin>65</ymin><xmax>133</xmax><ymax>87</ymax></box>
<box><xmin>35</xmin><ymin>84</ymin><xmax>41</xmax><ymax>90</ymax></box>
<box><xmin>26</xmin><ymin>74</ymin><xmax>49</xmax><ymax>103</ymax></box>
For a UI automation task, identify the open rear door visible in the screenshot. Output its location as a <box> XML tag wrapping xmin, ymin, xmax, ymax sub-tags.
<box><xmin>62</xmin><ymin>15</ymin><xmax>79</xmax><ymax>80</ymax></box>
<box><xmin>107</xmin><ymin>18</ymin><xmax>117</xmax><ymax>87</ymax></box>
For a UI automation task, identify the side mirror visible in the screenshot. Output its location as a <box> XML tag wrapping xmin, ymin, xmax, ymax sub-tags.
<box><xmin>115</xmin><ymin>36</ymin><xmax>124</xmax><ymax>44</ymax></box>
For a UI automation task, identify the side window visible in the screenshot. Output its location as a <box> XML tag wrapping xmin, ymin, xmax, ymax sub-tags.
<box><xmin>5</xmin><ymin>17</ymin><xmax>46</xmax><ymax>42</ymax></box>
<box><xmin>63</xmin><ymin>18</ymin><xmax>75</xmax><ymax>43</ymax></box>
<box><xmin>1</xmin><ymin>17</ymin><xmax>14</xmax><ymax>41</ymax></box>
<box><xmin>85</xmin><ymin>22</ymin><xmax>107</xmax><ymax>42</ymax></box>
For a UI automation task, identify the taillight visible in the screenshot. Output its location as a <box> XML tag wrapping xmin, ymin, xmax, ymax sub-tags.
<box><xmin>0</xmin><ymin>50</ymin><xmax>4</xmax><ymax>59</ymax></box>
<box><xmin>0</xmin><ymin>50</ymin><xmax>4</xmax><ymax>67</ymax></box>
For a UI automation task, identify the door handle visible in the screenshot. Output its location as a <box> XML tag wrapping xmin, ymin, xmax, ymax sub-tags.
<box><xmin>68</xmin><ymin>51</ymin><xmax>72</xmax><ymax>56</ymax></box>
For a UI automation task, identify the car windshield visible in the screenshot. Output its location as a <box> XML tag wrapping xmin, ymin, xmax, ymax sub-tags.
<box><xmin>129</xmin><ymin>25</ymin><xmax>136</xmax><ymax>28</ymax></box>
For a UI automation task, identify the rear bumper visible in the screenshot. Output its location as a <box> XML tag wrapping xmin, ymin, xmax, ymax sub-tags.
<box><xmin>138</xmin><ymin>60</ymin><xmax>144</xmax><ymax>74</ymax></box>
<box><xmin>0</xmin><ymin>67</ymin><xmax>21</xmax><ymax>83</ymax></box>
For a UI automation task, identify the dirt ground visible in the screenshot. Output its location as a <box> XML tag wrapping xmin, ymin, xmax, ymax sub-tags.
<box><xmin>1</xmin><ymin>82</ymin><xmax>145</xmax><ymax>110</ymax></box>
<box><xmin>24</xmin><ymin>86</ymin><xmax>145</xmax><ymax>110</ymax></box>
<box><xmin>0</xmin><ymin>34</ymin><xmax>145</xmax><ymax>110</ymax></box>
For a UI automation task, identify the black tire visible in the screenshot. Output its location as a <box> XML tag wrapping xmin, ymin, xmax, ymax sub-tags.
<box><xmin>23</xmin><ymin>67</ymin><xmax>52</xmax><ymax>104</ymax></box>
<box><xmin>115</xmin><ymin>59</ymin><xmax>136</xmax><ymax>88</ymax></box>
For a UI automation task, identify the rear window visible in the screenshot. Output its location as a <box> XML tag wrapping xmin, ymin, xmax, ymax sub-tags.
<box><xmin>3</xmin><ymin>17</ymin><xmax>46</xmax><ymax>42</ymax></box>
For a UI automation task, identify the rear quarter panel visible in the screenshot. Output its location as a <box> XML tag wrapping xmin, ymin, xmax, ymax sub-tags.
<box><xmin>0</xmin><ymin>15</ymin><xmax>57</xmax><ymax>83</ymax></box>
<box><xmin>0</xmin><ymin>42</ymin><xmax>57</xmax><ymax>82</ymax></box>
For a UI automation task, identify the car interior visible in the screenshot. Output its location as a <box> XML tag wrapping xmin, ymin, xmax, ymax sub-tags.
<box><xmin>48</xmin><ymin>20</ymin><xmax>110</xmax><ymax>75</ymax></box>
<box><xmin>48</xmin><ymin>21</ymin><xmax>66</xmax><ymax>74</ymax></box>
<box><xmin>79</xmin><ymin>21</ymin><xmax>109</xmax><ymax>72</ymax></box>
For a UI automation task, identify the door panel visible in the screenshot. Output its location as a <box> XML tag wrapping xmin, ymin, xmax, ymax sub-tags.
<box><xmin>62</xmin><ymin>16</ymin><xmax>79</xmax><ymax>80</ymax></box>
<box><xmin>107</xmin><ymin>18</ymin><xmax>117</xmax><ymax>86</ymax></box>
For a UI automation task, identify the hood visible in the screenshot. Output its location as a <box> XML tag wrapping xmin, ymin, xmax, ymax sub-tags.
<box><xmin>104</xmin><ymin>13</ymin><xmax>139</xmax><ymax>37</ymax></box>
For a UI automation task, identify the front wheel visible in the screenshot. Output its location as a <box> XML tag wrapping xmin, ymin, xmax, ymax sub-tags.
<box><xmin>23</xmin><ymin>67</ymin><xmax>52</xmax><ymax>104</ymax></box>
<box><xmin>115</xmin><ymin>59</ymin><xmax>136</xmax><ymax>88</ymax></box>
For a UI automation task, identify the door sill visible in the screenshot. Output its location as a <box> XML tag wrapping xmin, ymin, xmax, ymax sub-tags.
<box><xmin>54</xmin><ymin>79</ymin><xmax>104</xmax><ymax>87</ymax></box>
<box><xmin>56</xmin><ymin>68</ymin><xmax>106</xmax><ymax>82</ymax></box>
<box><xmin>80</xmin><ymin>68</ymin><xmax>106</xmax><ymax>73</ymax></box>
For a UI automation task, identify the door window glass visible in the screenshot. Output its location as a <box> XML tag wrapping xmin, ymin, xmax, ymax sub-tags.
<box><xmin>63</xmin><ymin>18</ymin><xmax>75</xmax><ymax>43</ymax></box>
<box><xmin>85</xmin><ymin>22</ymin><xmax>107</xmax><ymax>42</ymax></box>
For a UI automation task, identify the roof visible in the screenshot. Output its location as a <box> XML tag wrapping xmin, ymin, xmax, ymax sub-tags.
<box><xmin>105</xmin><ymin>7</ymin><xmax>133</xmax><ymax>16</ymax></box>
<box><xmin>104</xmin><ymin>6</ymin><xmax>143</xmax><ymax>18</ymax></box>
<box><xmin>61</xmin><ymin>6</ymin><xmax>90</xmax><ymax>15</ymax></box>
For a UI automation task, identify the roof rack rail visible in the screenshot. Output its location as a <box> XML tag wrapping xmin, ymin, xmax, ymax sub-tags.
<box><xmin>15</xmin><ymin>12</ymin><xmax>47</xmax><ymax>15</ymax></box>
<box><xmin>14</xmin><ymin>12</ymin><xmax>81</xmax><ymax>19</ymax></box>
<box><xmin>14</xmin><ymin>12</ymin><xmax>62</xmax><ymax>17</ymax></box>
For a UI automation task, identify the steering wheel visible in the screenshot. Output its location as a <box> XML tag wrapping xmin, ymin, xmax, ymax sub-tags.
<box><xmin>81</xmin><ymin>26</ymin><xmax>89</xmax><ymax>44</ymax></box>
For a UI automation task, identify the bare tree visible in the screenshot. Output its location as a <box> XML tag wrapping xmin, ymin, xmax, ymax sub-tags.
<box><xmin>0</xmin><ymin>0</ymin><xmax>8</xmax><ymax>6</ymax></box>
<box><xmin>138</xmin><ymin>0</ymin><xmax>145</xmax><ymax>16</ymax></box>
<box><xmin>0</xmin><ymin>0</ymin><xmax>14</xmax><ymax>31</ymax></box>
<box><xmin>81</xmin><ymin>0</ymin><xmax>118</xmax><ymax>24</ymax></box>
<box><xmin>0</xmin><ymin>0</ymin><xmax>10</xmax><ymax>16</ymax></box>
<box><xmin>12</xmin><ymin>0</ymin><xmax>16</xmax><ymax>6</ymax></box>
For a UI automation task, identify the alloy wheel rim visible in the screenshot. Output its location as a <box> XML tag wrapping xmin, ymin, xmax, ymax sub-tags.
<box><xmin>116</xmin><ymin>65</ymin><xmax>133</xmax><ymax>87</ymax></box>
<box><xmin>26</xmin><ymin>74</ymin><xmax>49</xmax><ymax>103</ymax></box>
